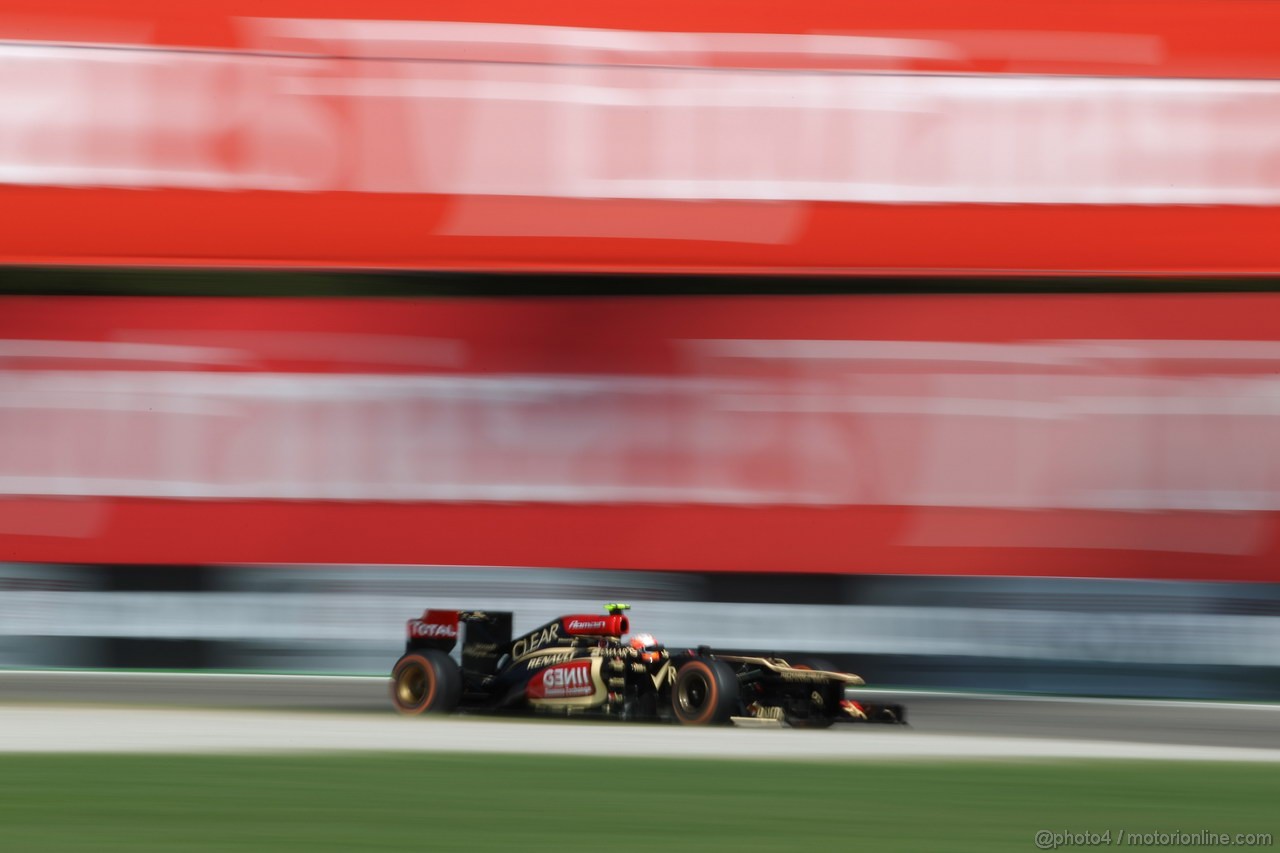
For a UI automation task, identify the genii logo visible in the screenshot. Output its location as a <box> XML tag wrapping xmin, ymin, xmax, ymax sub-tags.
<box><xmin>529</xmin><ymin>660</ymin><xmax>596</xmax><ymax>700</ymax></box>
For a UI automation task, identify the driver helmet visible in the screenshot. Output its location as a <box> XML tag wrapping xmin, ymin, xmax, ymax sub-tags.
<box><xmin>629</xmin><ymin>632</ymin><xmax>664</xmax><ymax>664</ymax></box>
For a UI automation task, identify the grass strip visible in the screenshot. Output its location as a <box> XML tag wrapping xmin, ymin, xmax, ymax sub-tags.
<box><xmin>1</xmin><ymin>754</ymin><xmax>1276</xmax><ymax>852</ymax></box>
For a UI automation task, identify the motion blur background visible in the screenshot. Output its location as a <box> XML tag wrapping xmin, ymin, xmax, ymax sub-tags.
<box><xmin>3</xmin><ymin>0</ymin><xmax>1280</xmax><ymax>701</ymax></box>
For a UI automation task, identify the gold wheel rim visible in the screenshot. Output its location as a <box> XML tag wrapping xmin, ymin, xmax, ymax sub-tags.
<box><xmin>396</xmin><ymin>663</ymin><xmax>428</xmax><ymax>707</ymax></box>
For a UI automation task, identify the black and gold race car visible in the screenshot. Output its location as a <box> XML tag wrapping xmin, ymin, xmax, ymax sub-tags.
<box><xmin>390</xmin><ymin>604</ymin><xmax>905</xmax><ymax>727</ymax></box>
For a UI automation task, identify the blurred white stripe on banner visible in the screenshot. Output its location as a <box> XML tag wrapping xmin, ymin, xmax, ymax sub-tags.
<box><xmin>4</xmin><ymin>337</ymin><xmax>1280</xmax><ymax>521</ymax></box>
<box><xmin>0</xmin><ymin>21</ymin><xmax>1275</xmax><ymax>204</ymax></box>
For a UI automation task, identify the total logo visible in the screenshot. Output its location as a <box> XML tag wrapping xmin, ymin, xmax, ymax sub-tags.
<box><xmin>408</xmin><ymin>620</ymin><xmax>458</xmax><ymax>639</ymax></box>
<box><xmin>533</xmin><ymin>661</ymin><xmax>596</xmax><ymax>699</ymax></box>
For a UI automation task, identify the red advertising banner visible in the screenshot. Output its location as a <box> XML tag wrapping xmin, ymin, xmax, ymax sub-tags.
<box><xmin>2</xmin><ymin>1</ymin><xmax>1280</xmax><ymax>274</ymax></box>
<box><xmin>3</xmin><ymin>293</ymin><xmax>1280</xmax><ymax>580</ymax></box>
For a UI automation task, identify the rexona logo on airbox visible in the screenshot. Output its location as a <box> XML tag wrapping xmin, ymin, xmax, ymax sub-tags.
<box><xmin>528</xmin><ymin>660</ymin><xmax>596</xmax><ymax>700</ymax></box>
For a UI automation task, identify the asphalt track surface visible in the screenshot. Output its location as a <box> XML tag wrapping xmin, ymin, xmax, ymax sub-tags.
<box><xmin>3</xmin><ymin>671</ymin><xmax>1279</xmax><ymax>755</ymax></box>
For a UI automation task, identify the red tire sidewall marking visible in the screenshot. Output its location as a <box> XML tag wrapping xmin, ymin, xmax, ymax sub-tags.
<box><xmin>685</xmin><ymin>661</ymin><xmax>718</xmax><ymax>724</ymax></box>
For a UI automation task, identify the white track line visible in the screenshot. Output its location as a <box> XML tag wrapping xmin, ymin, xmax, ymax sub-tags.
<box><xmin>0</xmin><ymin>670</ymin><xmax>379</xmax><ymax>682</ymax></box>
<box><xmin>849</xmin><ymin>689</ymin><xmax>1280</xmax><ymax>713</ymax></box>
<box><xmin>2</xmin><ymin>707</ymin><xmax>1279</xmax><ymax>761</ymax></box>
<box><xmin>6</xmin><ymin>671</ymin><xmax>1280</xmax><ymax>714</ymax></box>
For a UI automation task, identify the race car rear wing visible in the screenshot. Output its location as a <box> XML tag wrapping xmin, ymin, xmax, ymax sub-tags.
<box><xmin>458</xmin><ymin>611</ymin><xmax>513</xmax><ymax>675</ymax></box>
<box><xmin>405</xmin><ymin>609</ymin><xmax>513</xmax><ymax>675</ymax></box>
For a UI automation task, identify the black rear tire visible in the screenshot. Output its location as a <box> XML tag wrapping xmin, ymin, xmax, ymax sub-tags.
<box><xmin>671</xmin><ymin>659</ymin><xmax>740</xmax><ymax>725</ymax></box>
<box><xmin>390</xmin><ymin>649</ymin><xmax>462</xmax><ymax>715</ymax></box>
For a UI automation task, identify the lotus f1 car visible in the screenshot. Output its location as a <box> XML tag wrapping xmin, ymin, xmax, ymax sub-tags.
<box><xmin>390</xmin><ymin>604</ymin><xmax>905</xmax><ymax>727</ymax></box>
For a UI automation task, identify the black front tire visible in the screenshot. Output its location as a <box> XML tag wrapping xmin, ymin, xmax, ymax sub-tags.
<box><xmin>786</xmin><ymin>658</ymin><xmax>842</xmax><ymax>729</ymax></box>
<box><xmin>794</xmin><ymin>657</ymin><xmax>837</xmax><ymax>674</ymax></box>
<box><xmin>671</xmin><ymin>659</ymin><xmax>740</xmax><ymax>725</ymax></box>
<box><xmin>863</xmin><ymin>703</ymin><xmax>907</xmax><ymax>724</ymax></box>
<box><xmin>786</xmin><ymin>707</ymin><xmax>836</xmax><ymax>729</ymax></box>
<box><xmin>390</xmin><ymin>649</ymin><xmax>463</xmax><ymax>715</ymax></box>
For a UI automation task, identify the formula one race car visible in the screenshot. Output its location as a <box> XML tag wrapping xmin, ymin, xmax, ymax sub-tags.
<box><xmin>390</xmin><ymin>604</ymin><xmax>906</xmax><ymax>727</ymax></box>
